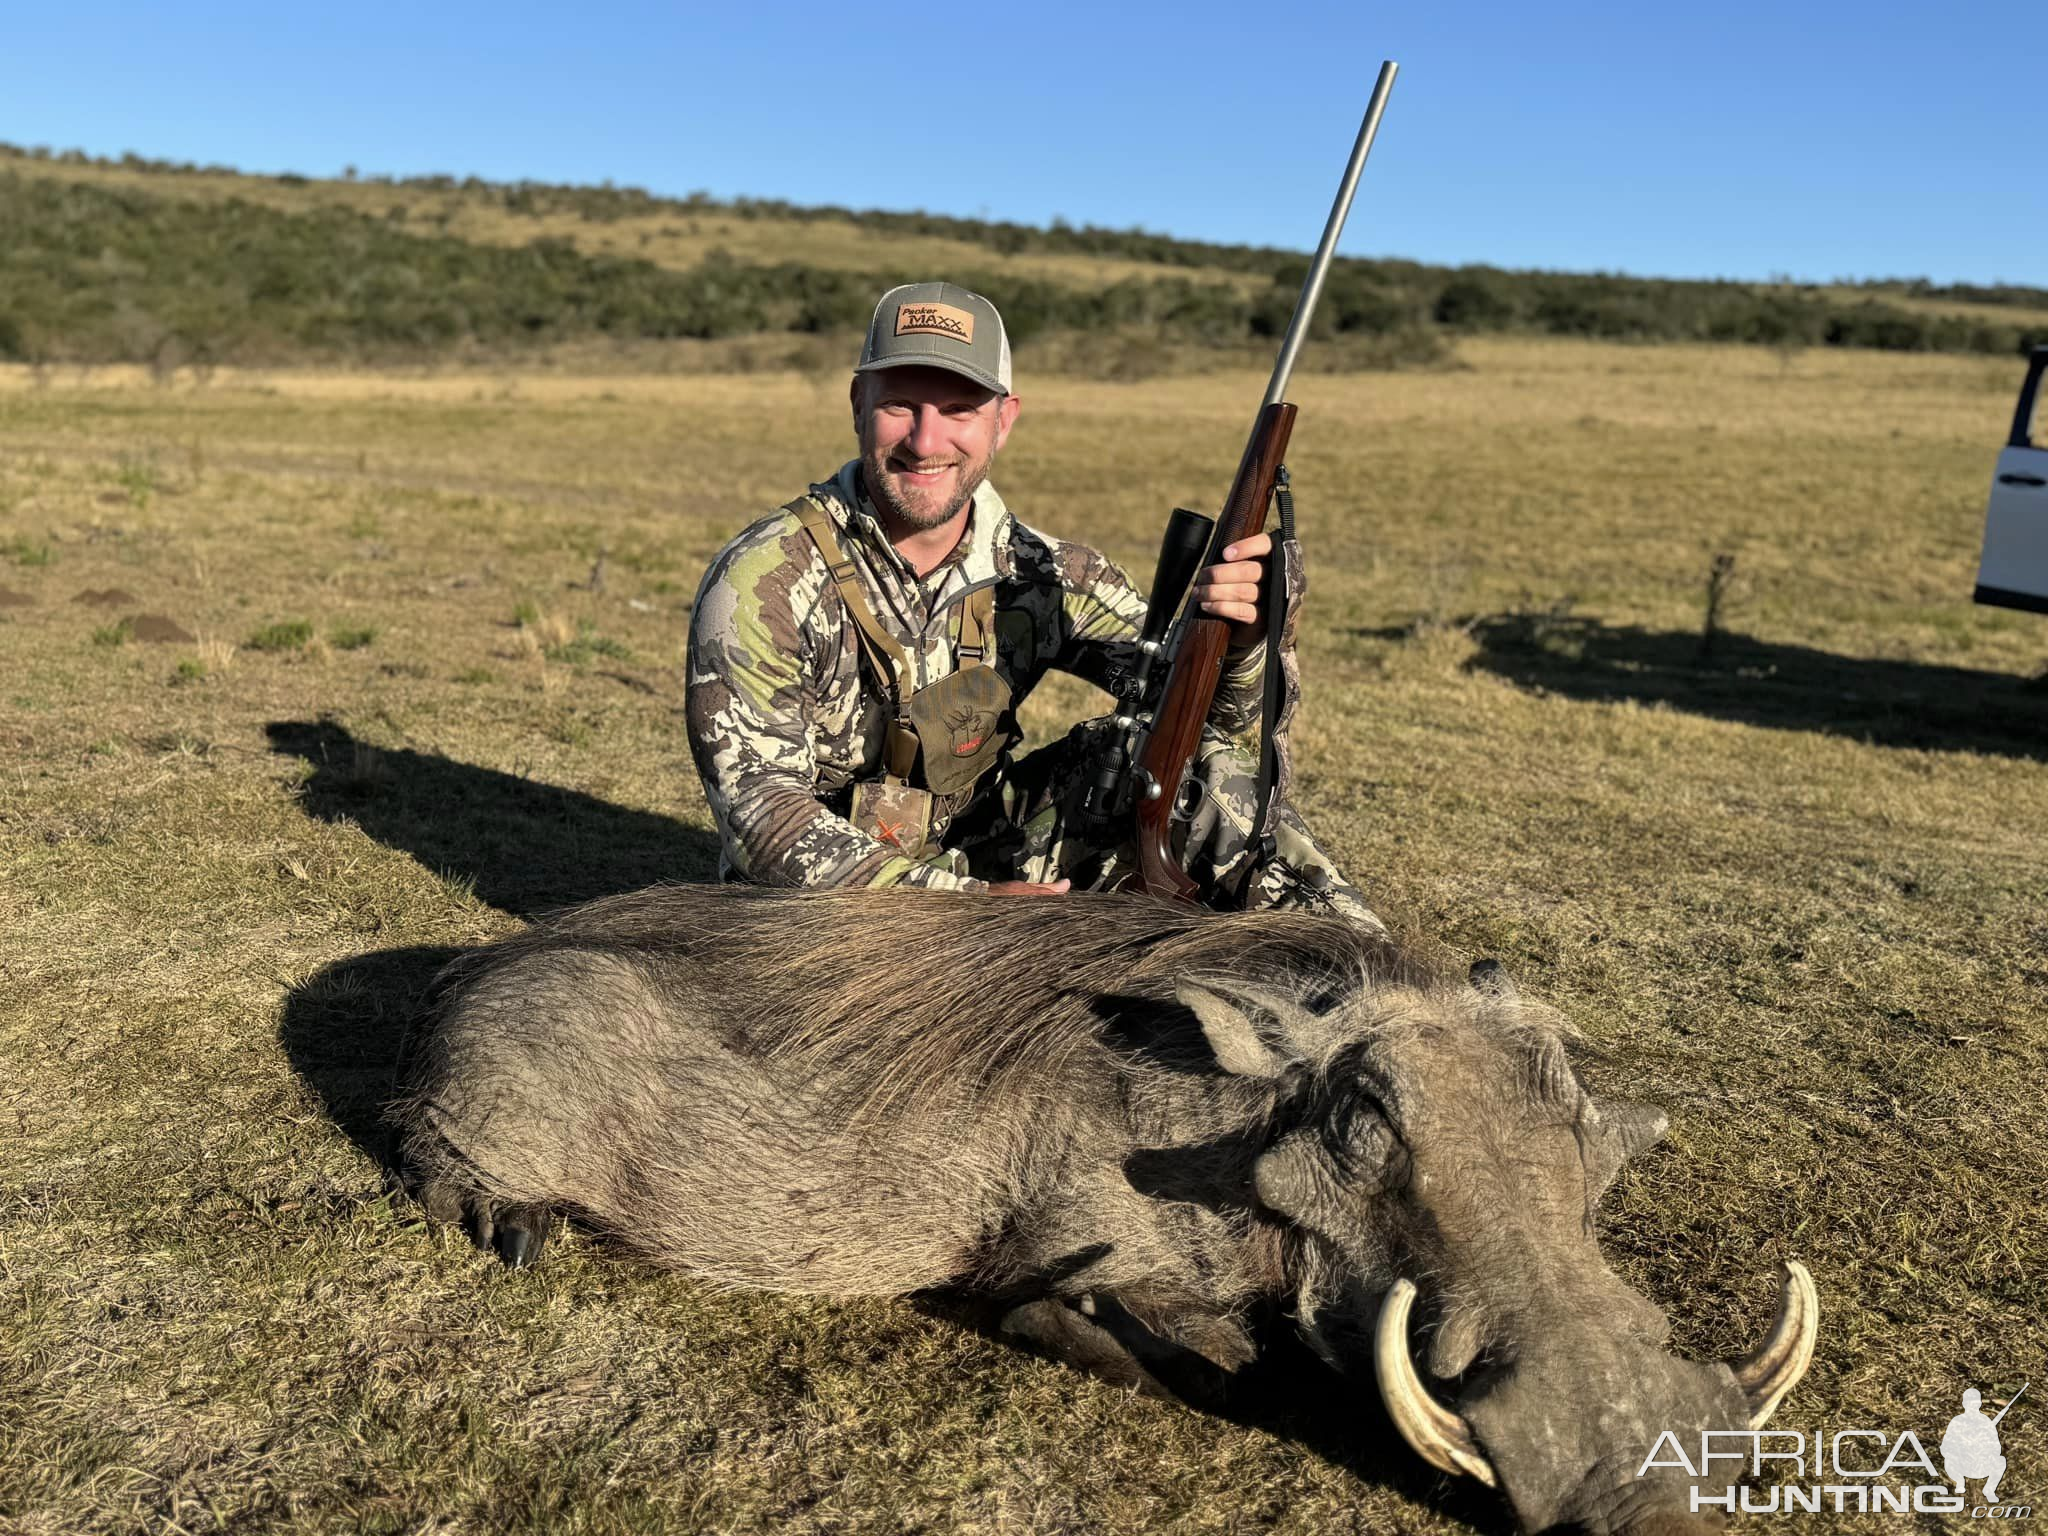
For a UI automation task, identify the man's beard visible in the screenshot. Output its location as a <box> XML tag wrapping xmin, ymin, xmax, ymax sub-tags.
<box><xmin>858</xmin><ymin>437</ymin><xmax>996</xmax><ymax>534</ymax></box>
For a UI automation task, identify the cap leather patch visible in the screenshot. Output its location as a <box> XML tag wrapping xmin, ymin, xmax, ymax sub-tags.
<box><xmin>895</xmin><ymin>302</ymin><xmax>976</xmax><ymax>344</ymax></box>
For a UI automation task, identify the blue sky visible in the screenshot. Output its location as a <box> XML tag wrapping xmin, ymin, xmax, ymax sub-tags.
<box><xmin>3</xmin><ymin>1</ymin><xmax>2038</xmax><ymax>286</ymax></box>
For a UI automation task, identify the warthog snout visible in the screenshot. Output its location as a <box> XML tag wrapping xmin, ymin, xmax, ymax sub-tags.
<box><xmin>1376</xmin><ymin>1263</ymin><xmax>1818</xmax><ymax>1532</ymax></box>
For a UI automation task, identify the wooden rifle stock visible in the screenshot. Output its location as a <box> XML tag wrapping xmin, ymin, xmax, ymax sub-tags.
<box><xmin>1132</xmin><ymin>401</ymin><xmax>1296</xmax><ymax>899</ymax></box>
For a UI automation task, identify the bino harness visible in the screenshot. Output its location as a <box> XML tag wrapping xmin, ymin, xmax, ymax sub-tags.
<box><xmin>787</xmin><ymin>496</ymin><xmax>1015</xmax><ymax>861</ymax></box>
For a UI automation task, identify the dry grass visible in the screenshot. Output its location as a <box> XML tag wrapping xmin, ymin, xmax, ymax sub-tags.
<box><xmin>2</xmin><ymin>337</ymin><xmax>2044</xmax><ymax>1534</ymax></box>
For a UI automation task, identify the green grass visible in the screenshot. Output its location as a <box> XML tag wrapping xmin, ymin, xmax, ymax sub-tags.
<box><xmin>5</xmin><ymin>533</ymin><xmax>55</xmax><ymax>566</ymax></box>
<box><xmin>245</xmin><ymin>618</ymin><xmax>314</xmax><ymax>652</ymax></box>
<box><xmin>541</xmin><ymin>622</ymin><xmax>632</xmax><ymax>666</ymax></box>
<box><xmin>0</xmin><ymin>337</ymin><xmax>2042</xmax><ymax>1535</ymax></box>
<box><xmin>113</xmin><ymin>456</ymin><xmax>159</xmax><ymax>507</ymax></box>
<box><xmin>328</xmin><ymin>623</ymin><xmax>379</xmax><ymax>652</ymax></box>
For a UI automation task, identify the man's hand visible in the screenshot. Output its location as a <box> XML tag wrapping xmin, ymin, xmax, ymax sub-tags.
<box><xmin>988</xmin><ymin>878</ymin><xmax>1071</xmax><ymax>897</ymax></box>
<box><xmin>1191</xmin><ymin>532</ymin><xmax>1272</xmax><ymax>647</ymax></box>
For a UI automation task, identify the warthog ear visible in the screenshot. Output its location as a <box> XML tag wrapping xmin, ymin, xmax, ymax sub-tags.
<box><xmin>1180</xmin><ymin>978</ymin><xmax>1306</xmax><ymax>1078</ymax></box>
<box><xmin>1579</xmin><ymin>1098</ymin><xmax>1670</xmax><ymax>1199</ymax></box>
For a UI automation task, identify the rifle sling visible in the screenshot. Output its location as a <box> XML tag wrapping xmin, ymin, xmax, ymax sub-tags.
<box><xmin>1237</xmin><ymin>467</ymin><xmax>1294</xmax><ymax>905</ymax></box>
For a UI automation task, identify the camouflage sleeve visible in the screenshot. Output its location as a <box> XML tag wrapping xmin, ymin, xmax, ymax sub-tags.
<box><xmin>686</xmin><ymin>522</ymin><xmax>986</xmax><ymax>893</ymax></box>
<box><xmin>1050</xmin><ymin>536</ymin><xmax>1269</xmax><ymax>737</ymax></box>
<box><xmin>1048</xmin><ymin>540</ymin><xmax>1146</xmax><ymax>694</ymax></box>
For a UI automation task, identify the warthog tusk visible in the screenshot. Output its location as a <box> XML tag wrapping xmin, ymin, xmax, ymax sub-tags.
<box><xmin>1729</xmin><ymin>1260</ymin><xmax>1819</xmax><ymax>1429</ymax></box>
<box><xmin>1375</xmin><ymin>1279</ymin><xmax>1500</xmax><ymax>1488</ymax></box>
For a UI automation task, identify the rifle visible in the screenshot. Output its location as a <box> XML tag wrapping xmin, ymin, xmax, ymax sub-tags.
<box><xmin>1991</xmin><ymin>1382</ymin><xmax>2027</xmax><ymax>1428</ymax></box>
<box><xmin>1086</xmin><ymin>62</ymin><xmax>1400</xmax><ymax>902</ymax></box>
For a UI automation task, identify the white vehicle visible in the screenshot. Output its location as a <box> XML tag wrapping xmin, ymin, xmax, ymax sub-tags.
<box><xmin>1975</xmin><ymin>345</ymin><xmax>2048</xmax><ymax>614</ymax></box>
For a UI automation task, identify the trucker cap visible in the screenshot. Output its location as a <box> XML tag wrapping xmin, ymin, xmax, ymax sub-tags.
<box><xmin>855</xmin><ymin>282</ymin><xmax>1012</xmax><ymax>395</ymax></box>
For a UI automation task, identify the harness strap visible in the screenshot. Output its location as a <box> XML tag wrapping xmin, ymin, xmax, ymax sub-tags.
<box><xmin>786</xmin><ymin>497</ymin><xmax>920</xmax><ymax>780</ymax></box>
<box><xmin>954</xmin><ymin>582</ymin><xmax>995</xmax><ymax>666</ymax></box>
<box><xmin>787</xmin><ymin>497</ymin><xmax>913</xmax><ymax>683</ymax></box>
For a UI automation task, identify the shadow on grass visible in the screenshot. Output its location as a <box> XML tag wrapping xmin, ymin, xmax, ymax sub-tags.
<box><xmin>266</xmin><ymin>718</ymin><xmax>722</xmax><ymax>915</ymax></box>
<box><xmin>270</xmin><ymin>717</ymin><xmax>722</xmax><ymax>1175</ymax></box>
<box><xmin>1421</xmin><ymin>614</ymin><xmax>2048</xmax><ymax>761</ymax></box>
<box><xmin>281</xmin><ymin>943</ymin><xmax>460</xmax><ymax>1176</ymax></box>
<box><xmin>1222</xmin><ymin>1324</ymin><xmax>1504</xmax><ymax>1530</ymax></box>
<box><xmin>923</xmin><ymin>1291</ymin><xmax>1503</xmax><ymax>1528</ymax></box>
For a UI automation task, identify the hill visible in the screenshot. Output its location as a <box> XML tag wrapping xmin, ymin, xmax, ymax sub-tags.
<box><xmin>3</xmin><ymin>142</ymin><xmax>2045</xmax><ymax>372</ymax></box>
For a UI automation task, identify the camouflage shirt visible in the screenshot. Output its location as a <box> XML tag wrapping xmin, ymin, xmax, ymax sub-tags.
<box><xmin>687</xmin><ymin>460</ymin><xmax>1267</xmax><ymax>892</ymax></box>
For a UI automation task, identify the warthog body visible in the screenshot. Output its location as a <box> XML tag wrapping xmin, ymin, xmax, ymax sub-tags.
<box><xmin>391</xmin><ymin>884</ymin><xmax>1813</xmax><ymax>1534</ymax></box>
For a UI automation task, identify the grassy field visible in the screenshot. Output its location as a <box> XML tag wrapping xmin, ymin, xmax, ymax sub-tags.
<box><xmin>2</xmin><ymin>336</ymin><xmax>2044</xmax><ymax>1534</ymax></box>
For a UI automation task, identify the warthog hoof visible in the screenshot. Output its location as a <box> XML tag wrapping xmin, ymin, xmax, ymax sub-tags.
<box><xmin>472</xmin><ymin>1200</ymin><xmax>554</xmax><ymax>1269</ymax></box>
<box><xmin>412</xmin><ymin>1175</ymin><xmax>555</xmax><ymax>1269</ymax></box>
<box><xmin>492</xmin><ymin>1205</ymin><xmax>555</xmax><ymax>1269</ymax></box>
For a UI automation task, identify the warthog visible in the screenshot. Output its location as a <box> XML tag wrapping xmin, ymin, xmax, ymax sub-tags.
<box><xmin>390</xmin><ymin>884</ymin><xmax>1815</xmax><ymax>1534</ymax></box>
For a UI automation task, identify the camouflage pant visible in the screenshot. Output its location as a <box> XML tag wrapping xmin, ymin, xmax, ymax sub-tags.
<box><xmin>931</xmin><ymin>718</ymin><xmax>1385</xmax><ymax>931</ymax></box>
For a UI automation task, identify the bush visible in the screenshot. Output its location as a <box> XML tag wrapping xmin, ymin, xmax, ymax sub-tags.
<box><xmin>1434</xmin><ymin>273</ymin><xmax>1521</xmax><ymax>329</ymax></box>
<box><xmin>0</xmin><ymin>152</ymin><xmax>2030</xmax><ymax>366</ymax></box>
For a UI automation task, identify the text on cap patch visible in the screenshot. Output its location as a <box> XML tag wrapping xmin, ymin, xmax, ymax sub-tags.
<box><xmin>895</xmin><ymin>302</ymin><xmax>976</xmax><ymax>343</ymax></box>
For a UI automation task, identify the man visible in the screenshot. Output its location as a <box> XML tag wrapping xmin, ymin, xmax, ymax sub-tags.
<box><xmin>687</xmin><ymin>281</ymin><xmax>1377</xmax><ymax>924</ymax></box>
<box><xmin>1941</xmin><ymin>1388</ymin><xmax>2009</xmax><ymax>1503</ymax></box>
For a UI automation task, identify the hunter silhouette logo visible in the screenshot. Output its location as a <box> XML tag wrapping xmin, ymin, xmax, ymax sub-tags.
<box><xmin>1945</xmin><ymin>1384</ymin><xmax>2023</xmax><ymax>1506</ymax></box>
<box><xmin>895</xmin><ymin>302</ymin><xmax>975</xmax><ymax>343</ymax></box>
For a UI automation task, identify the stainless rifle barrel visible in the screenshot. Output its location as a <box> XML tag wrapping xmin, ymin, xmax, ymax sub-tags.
<box><xmin>1262</xmin><ymin>60</ymin><xmax>1400</xmax><ymax>409</ymax></box>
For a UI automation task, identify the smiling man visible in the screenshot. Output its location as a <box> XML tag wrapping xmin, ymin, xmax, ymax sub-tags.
<box><xmin>686</xmin><ymin>281</ymin><xmax>1378</xmax><ymax>920</ymax></box>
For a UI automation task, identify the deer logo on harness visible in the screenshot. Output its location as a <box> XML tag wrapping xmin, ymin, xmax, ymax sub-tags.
<box><xmin>945</xmin><ymin>704</ymin><xmax>997</xmax><ymax>757</ymax></box>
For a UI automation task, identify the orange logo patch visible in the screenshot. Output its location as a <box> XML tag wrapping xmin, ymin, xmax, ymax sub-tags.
<box><xmin>895</xmin><ymin>302</ymin><xmax>976</xmax><ymax>344</ymax></box>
